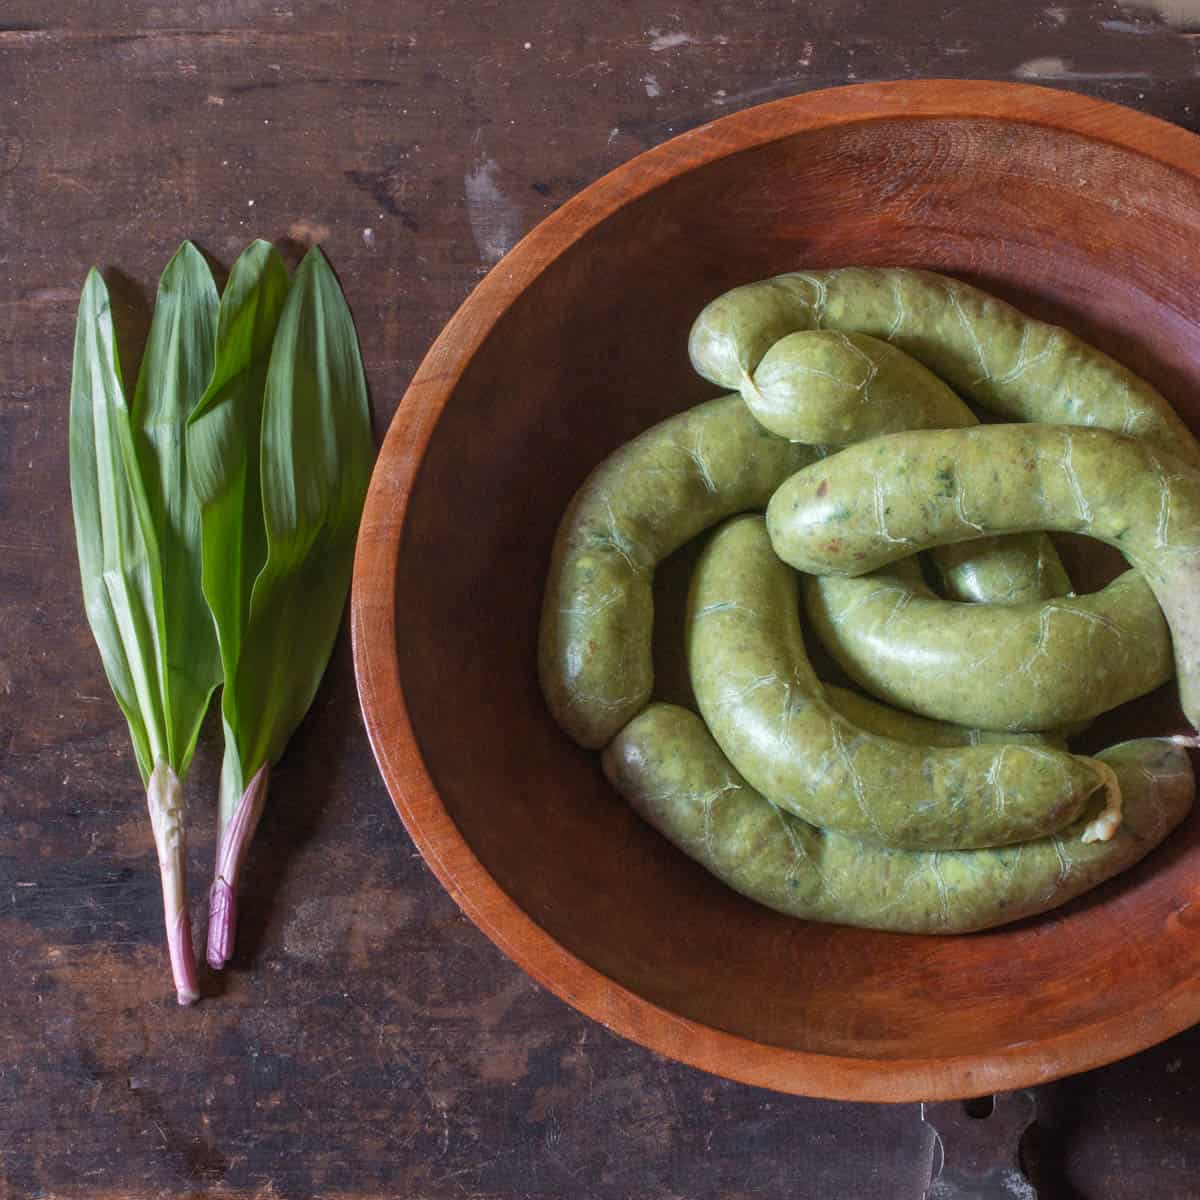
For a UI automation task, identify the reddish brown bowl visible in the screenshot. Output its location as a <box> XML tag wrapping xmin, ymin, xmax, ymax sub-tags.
<box><xmin>352</xmin><ymin>80</ymin><xmax>1200</xmax><ymax>1101</ymax></box>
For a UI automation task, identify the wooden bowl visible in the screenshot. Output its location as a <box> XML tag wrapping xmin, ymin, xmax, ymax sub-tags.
<box><xmin>352</xmin><ymin>80</ymin><xmax>1200</xmax><ymax>1101</ymax></box>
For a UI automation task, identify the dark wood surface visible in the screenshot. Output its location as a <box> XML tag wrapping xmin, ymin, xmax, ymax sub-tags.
<box><xmin>3</xmin><ymin>3</ymin><xmax>1200</xmax><ymax>1197</ymax></box>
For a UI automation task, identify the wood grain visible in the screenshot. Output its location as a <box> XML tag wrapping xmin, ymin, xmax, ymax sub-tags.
<box><xmin>7</xmin><ymin>2</ymin><xmax>1200</xmax><ymax>1197</ymax></box>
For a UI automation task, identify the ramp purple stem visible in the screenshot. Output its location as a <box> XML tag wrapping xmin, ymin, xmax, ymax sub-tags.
<box><xmin>207</xmin><ymin>763</ymin><xmax>270</xmax><ymax>970</ymax></box>
<box><xmin>147</xmin><ymin>761</ymin><xmax>199</xmax><ymax>1005</ymax></box>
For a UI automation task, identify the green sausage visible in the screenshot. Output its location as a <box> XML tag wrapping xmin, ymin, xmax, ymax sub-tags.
<box><xmin>823</xmin><ymin>684</ymin><xmax>1067</xmax><ymax>750</ymax></box>
<box><xmin>686</xmin><ymin>516</ymin><xmax>1119</xmax><ymax>849</ymax></box>
<box><xmin>743</xmin><ymin>328</ymin><xmax>1068</xmax><ymax>605</ymax></box>
<box><xmin>745</xmin><ymin>330</ymin><xmax>974</xmax><ymax>443</ymax></box>
<box><xmin>806</xmin><ymin>566</ymin><xmax>1173</xmax><ymax>731</ymax></box>
<box><xmin>766</xmin><ymin>423</ymin><xmax>1200</xmax><ymax>728</ymax></box>
<box><xmin>650</xmin><ymin>536</ymin><xmax>1066</xmax><ymax>750</ymax></box>
<box><xmin>689</xmin><ymin>267</ymin><xmax>1200</xmax><ymax>467</ymax></box>
<box><xmin>603</xmin><ymin>704</ymin><xmax>1193</xmax><ymax>935</ymax></box>
<box><xmin>924</xmin><ymin>534</ymin><xmax>1072</xmax><ymax>606</ymax></box>
<box><xmin>539</xmin><ymin>395</ymin><xmax>815</xmax><ymax>749</ymax></box>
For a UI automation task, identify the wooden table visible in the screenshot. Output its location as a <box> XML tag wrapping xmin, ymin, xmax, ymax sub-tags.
<box><xmin>4</xmin><ymin>3</ymin><xmax>1200</xmax><ymax>1196</ymax></box>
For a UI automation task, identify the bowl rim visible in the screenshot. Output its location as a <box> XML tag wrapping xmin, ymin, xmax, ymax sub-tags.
<box><xmin>351</xmin><ymin>78</ymin><xmax>1200</xmax><ymax>1102</ymax></box>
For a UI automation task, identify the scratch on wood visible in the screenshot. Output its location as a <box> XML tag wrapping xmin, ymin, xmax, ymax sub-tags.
<box><xmin>647</xmin><ymin>30</ymin><xmax>695</xmax><ymax>51</ymax></box>
<box><xmin>1133</xmin><ymin>0</ymin><xmax>1200</xmax><ymax>28</ymax></box>
<box><xmin>1014</xmin><ymin>55</ymin><xmax>1155</xmax><ymax>78</ymax></box>
<box><xmin>464</xmin><ymin>156</ymin><xmax>522</xmax><ymax>264</ymax></box>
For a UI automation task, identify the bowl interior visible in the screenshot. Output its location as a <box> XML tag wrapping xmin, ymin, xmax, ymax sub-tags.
<box><xmin>392</xmin><ymin>112</ymin><xmax>1200</xmax><ymax>1077</ymax></box>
